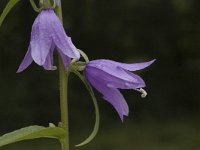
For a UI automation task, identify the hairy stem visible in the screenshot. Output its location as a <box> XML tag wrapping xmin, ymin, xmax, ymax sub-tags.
<box><xmin>55</xmin><ymin>2</ymin><xmax>70</xmax><ymax>150</ymax></box>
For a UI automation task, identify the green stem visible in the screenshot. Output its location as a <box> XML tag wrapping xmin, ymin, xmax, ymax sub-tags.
<box><xmin>55</xmin><ymin>2</ymin><xmax>69</xmax><ymax>150</ymax></box>
<box><xmin>71</xmin><ymin>70</ymin><xmax>100</xmax><ymax>147</ymax></box>
<box><xmin>58</xmin><ymin>65</ymin><xmax>69</xmax><ymax>150</ymax></box>
<box><xmin>29</xmin><ymin>0</ymin><xmax>40</xmax><ymax>12</ymax></box>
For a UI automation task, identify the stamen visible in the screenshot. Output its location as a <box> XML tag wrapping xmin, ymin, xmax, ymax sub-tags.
<box><xmin>136</xmin><ymin>88</ymin><xmax>147</xmax><ymax>98</ymax></box>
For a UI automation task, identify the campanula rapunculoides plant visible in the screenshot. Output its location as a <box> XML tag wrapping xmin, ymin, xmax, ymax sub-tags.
<box><xmin>0</xmin><ymin>0</ymin><xmax>155</xmax><ymax>150</ymax></box>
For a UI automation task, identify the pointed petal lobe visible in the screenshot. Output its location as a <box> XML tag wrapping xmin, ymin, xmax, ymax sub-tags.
<box><xmin>103</xmin><ymin>88</ymin><xmax>129</xmax><ymax>121</ymax></box>
<box><xmin>43</xmin><ymin>43</ymin><xmax>56</xmax><ymax>70</ymax></box>
<box><xmin>85</xmin><ymin>73</ymin><xmax>129</xmax><ymax>121</ymax></box>
<box><xmin>17</xmin><ymin>46</ymin><xmax>33</xmax><ymax>73</ymax></box>
<box><xmin>89</xmin><ymin>59</ymin><xmax>155</xmax><ymax>71</ymax></box>
<box><xmin>117</xmin><ymin>59</ymin><xmax>156</xmax><ymax>71</ymax></box>
<box><xmin>122</xmin><ymin>69</ymin><xmax>146</xmax><ymax>88</ymax></box>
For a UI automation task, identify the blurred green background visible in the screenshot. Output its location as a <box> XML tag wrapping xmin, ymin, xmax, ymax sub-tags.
<box><xmin>0</xmin><ymin>0</ymin><xmax>200</xmax><ymax>150</ymax></box>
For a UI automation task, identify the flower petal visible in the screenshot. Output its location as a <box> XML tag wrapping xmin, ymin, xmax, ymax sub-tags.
<box><xmin>121</xmin><ymin>69</ymin><xmax>146</xmax><ymax>88</ymax></box>
<box><xmin>43</xmin><ymin>43</ymin><xmax>56</xmax><ymax>70</ymax></box>
<box><xmin>30</xmin><ymin>10</ymin><xmax>52</xmax><ymax>65</ymax></box>
<box><xmin>49</xmin><ymin>10</ymin><xmax>80</xmax><ymax>59</ymax></box>
<box><xmin>118</xmin><ymin>59</ymin><xmax>156</xmax><ymax>71</ymax></box>
<box><xmin>86</xmin><ymin>66</ymin><xmax>144</xmax><ymax>89</ymax></box>
<box><xmin>85</xmin><ymin>74</ymin><xmax>129</xmax><ymax>121</ymax></box>
<box><xmin>88</xmin><ymin>59</ymin><xmax>156</xmax><ymax>71</ymax></box>
<box><xmin>57</xmin><ymin>48</ymin><xmax>71</xmax><ymax>69</ymax></box>
<box><xmin>17</xmin><ymin>46</ymin><xmax>33</xmax><ymax>73</ymax></box>
<box><xmin>103</xmin><ymin>88</ymin><xmax>129</xmax><ymax>121</ymax></box>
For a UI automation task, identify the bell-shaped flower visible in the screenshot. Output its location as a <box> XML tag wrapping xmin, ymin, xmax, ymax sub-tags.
<box><xmin>17</xmin><ymin>9</ymin><xmax>80</xmax><ymax>73</ymax></box>
<box><xmin>85</xmin><ymin>59</ymin><xmax>155</xmax><ymax>121</ymax></box>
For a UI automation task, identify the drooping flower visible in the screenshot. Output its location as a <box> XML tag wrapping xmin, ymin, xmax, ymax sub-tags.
<box><xmin>17</xmin><ymin>9</ymin><xmax>80</xmax><ymax>73</ymax></box>
<box><xmin>85</xmin><ymin>59</ymin><xmax>155</xmax><ymax>121</ymax></box>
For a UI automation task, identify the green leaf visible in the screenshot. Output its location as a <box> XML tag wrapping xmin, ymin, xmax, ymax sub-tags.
<box><xmin>71</xmin><ymin>70</ymin><xmax>100</xmax><ymax>147</ymax></box>
<box><xmin>0</xmin><ymin>125</ymin><xmax>65</xmax><ymax>147</ymax></box>
<box><xmin>0</xmin><ymin>0</ymin><xmax>21</xmax><ymax>27</ymax></box>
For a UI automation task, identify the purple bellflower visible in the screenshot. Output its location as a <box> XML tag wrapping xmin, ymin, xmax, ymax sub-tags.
<box><xmin>85</xmin><ymin>59</ymin><xmax>155</xmax><ymax>121</ymax></box>
<box><xmin>17</xmin><ymin>9</ymin><xmax>80</xmax><ymax>73</ymax></box>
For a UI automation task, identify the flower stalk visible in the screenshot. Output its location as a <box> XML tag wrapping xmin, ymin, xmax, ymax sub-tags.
<box><xmin>55</xmin><ymin>1</ymin><xmax>70</xmax><ymax>150</ymax></box>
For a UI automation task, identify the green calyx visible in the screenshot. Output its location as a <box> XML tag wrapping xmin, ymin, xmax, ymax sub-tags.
<box><xmin>70</xmin><ymin>61</ymin><xmax>86</xmax><ymax>72</ymax></box>
<box><xmin>30</xmin><ymin>0</ymin><xmax>56</xmax><ymax>12</ymax></box>
<box><xmin>69</xmin><ymin>49</ymin><xmax>89</xmax><ymax>72</ymax></box>
<box><xmin>39</xmin><ymin>0</ymin><xmax>56</xmax><ymax>9</ymax></box>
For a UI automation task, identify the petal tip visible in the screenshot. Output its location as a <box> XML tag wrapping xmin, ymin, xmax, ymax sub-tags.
<box><xmin>149</xmin><ymin>59</ymin><xmax>156</xmax><ymax>64</ymax></box>
<box><xmin>16</xmin><ymin>68</ymin><xmax>22</xmax><ymax>73</ymax></box>
<box><xmin>119</xmin><ymin>113</ymin><xmax>129</xmax><ymax>122</ymax></box>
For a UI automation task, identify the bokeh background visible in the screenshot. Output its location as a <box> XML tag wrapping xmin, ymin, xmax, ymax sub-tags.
<box><xmin>0</xmin><ymin>0</ymin><xmax>200</xmax><ymax>150</ymax></box>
